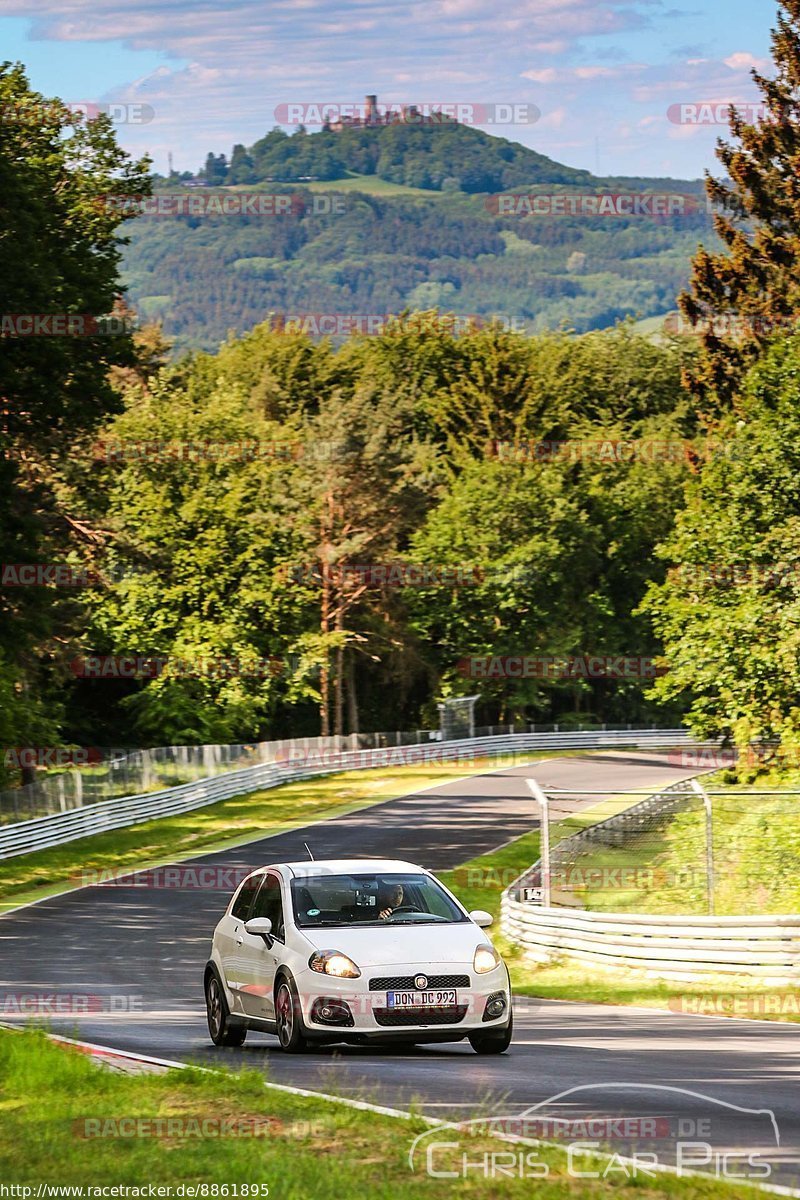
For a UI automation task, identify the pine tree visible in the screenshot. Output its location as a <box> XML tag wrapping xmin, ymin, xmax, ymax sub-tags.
<box><xmin>680</xmin><ymin>0</ymin><xmax>800</xmax><ymax>409</ymax></box>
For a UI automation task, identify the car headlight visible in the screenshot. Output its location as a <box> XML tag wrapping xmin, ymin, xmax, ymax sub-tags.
<box><xmin>308</xmin><ymin>950</ymin><xmax>361</xmax><ymax>978</ymax></box>
<box><xmin>473</xmin><ymin>943</ymin><xmax>501</xmax><ymax>974</ymax></box>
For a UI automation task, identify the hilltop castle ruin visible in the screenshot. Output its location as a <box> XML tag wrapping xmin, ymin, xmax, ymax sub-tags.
<box><xmin>327</xmin><ymin>95</ymin><xmax>422</xmax><ymax>131</ymax></box>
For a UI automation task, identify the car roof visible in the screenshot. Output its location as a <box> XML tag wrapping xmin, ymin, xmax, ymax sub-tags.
<box><xmin>260</xmin><ymin>858</ymin><xmax>427</xmax><ymax>878</ymax></box>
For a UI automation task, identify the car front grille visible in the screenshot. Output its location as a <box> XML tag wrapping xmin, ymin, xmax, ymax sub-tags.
<box><xmin>369</xmin><ymin>973</ymin><xmax>470</xmax><ymax>991</ymax></box>
<box><xmin>373</xmin><ymin>1005</ymin><xmax>468</xmax><ymax>1027</ymax></box>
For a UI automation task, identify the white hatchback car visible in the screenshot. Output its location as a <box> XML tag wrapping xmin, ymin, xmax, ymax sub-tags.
<box><xmin>205</xmin><ymin>857</ymin><xmax>512</xmax><ymax>1054</ymax></box>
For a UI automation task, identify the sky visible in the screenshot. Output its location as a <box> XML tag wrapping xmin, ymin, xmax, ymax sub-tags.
<box><xmin>0</xmin><ymin>0</ymin><xmax>779</xmax><ymax>180</ymax></box>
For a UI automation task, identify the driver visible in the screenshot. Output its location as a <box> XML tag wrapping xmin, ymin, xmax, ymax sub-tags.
<box><xmin>378</xmin><ymin>882</ymin><xmax>404</xmax><ymax>920</ymax></box>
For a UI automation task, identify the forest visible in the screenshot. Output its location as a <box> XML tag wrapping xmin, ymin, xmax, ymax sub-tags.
<box><xmin>3</xmin><ymin>14</ymin><xmax>800</xmax><ymax>783</ymax></box>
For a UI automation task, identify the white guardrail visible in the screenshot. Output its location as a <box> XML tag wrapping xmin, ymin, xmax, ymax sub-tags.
<box><xmin>501</xmin><ymin>773</ymin><xmax>800</xmax><ymax>985</ymax></box>
<box><xmin>0</xmin><ymin>728</ymin><xmax>692</xmax><ymax>860</ymax></box>
<box><xmin>500</xmin><ymin>901</ymin><xmax>800</xmax><ymax>983</ymax></box>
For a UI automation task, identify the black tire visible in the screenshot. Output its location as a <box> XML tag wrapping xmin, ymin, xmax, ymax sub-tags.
<box><xmin>468</xmin><ymin>1009</ymin><xmax>513</xmax><ymax>1055</ymax></box>
<box><xmin>275</xmin><ymin>975</ymin><xmax>308</xmax><ymax>1053</ymax></box>
<box><xmin>205</xmin><ymin>970</ymin><xmax>247</xmax><ymax>1047</ymax></box>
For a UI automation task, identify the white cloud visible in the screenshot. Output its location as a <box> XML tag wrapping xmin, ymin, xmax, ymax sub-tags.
<box><xmin>724</xmin><ymin>51</ymin><xmax>771</xmax><ymax>71</ymax></box>
<box><xmin>522</xmin><ymin>61</ymin><xmax>645</xmax><ymax>84</ymax></box>
<box><xmin>537</xmin><ymin>105</ymin><xmax>568</xmax><ymax>128</ymax></box>
<box><xmin>521</xmin><ymin>68</ymin><xmax>558</xmax><ymax>83</ymax></box>
<box><xmin>530</xmin><ymin>39</ymin><xmax>570</xmax><ymax>54</ymax></box>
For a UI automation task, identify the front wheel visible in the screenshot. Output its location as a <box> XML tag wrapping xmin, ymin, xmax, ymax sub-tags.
<box><xmin>206</xmin><ymin>971</ymin><xmax>247</xmax><ymax>1047</ymax></box>
<box><xmin>469</xmin><ymin>1010</ymin><xmax>513</xmax><ymax>1055</ymax></box>
<box><xmin>275</xmin><ymin>976</ymin><xmax>308</xmax><ymax>1053</ymax></box>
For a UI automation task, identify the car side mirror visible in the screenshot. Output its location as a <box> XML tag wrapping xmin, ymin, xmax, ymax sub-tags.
<box><xmin>469</xmin><ymin>909</ymin><xmax>493</xmax><ymax>928</ymax></box>
<box><xmin>244</xmin><ymin>917</ymin><xmax>274</xmax><ymax>945</ymax></box>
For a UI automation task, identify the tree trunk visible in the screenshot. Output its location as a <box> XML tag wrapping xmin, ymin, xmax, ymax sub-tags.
<box><xmin>346</xmin><ymin>648</ymin><xmax>359</xmax><ymax>735</ymax></box>
<box><xmin>319</xmin><ymin>512</ymin><xmax>331</xmax><ymax>737</ymax></box>
<box><xmin>320</xmin><ymin>564</ymin><xmax>330</xmax><ymax>736</ymax></box>
<box><xmin>333</xmin><ymin>606</ymin><xmax>344</xmax><ymax>737</ymax></box>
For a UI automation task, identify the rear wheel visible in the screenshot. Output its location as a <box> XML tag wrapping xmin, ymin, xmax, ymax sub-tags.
<box><xmin>468</xmin><ymin>1010</ymin><xmax>513</xmax><ymax>1055</ymax></box>
<box><xmin>275</xmin><ymin>976</ymin><xmax>308</xmax><ymax>1053</ymax></box>
<box><xmin>206</xmin><ymin>971</ymin><xmax>247</xmax><ymax>1047</ymax></box>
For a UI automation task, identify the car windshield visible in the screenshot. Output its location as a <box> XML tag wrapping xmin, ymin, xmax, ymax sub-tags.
<box><xmin>290</xmin><ymin>872</ymin><xmax>468</xmax><ymax>927</ymax></box>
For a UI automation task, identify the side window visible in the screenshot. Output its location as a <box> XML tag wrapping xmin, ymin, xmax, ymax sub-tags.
<box><xmin>250</xmin><ymin>874</ymin><xmax>285</xmax><ymax>940</ymax></box>
<box><xmin>231</xmin><ymin>874</ymin><xmax>262</xmax><ymax>920</ymax></box>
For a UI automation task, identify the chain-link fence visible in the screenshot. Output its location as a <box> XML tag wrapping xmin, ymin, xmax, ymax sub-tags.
<box><xmin>518</xmin><ymin>782</ymin><xmax>800</xmax><ymax>916</ymax></box>
<box><xmin>0</xmin><ymin>730</ymin><xmax>432</xmax><ymax>825</ymax></box>
<box><xmin>0</xmin><ymin>720</ymin><xmax>671</xmax><ymax>827</ymax></box>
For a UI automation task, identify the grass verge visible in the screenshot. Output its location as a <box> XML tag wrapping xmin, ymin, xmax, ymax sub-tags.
<box><xmin>547</xmin><ymin>773</ymin><xmax>800</xmax><ymax>917</ymax></box>
<box><xmin>0</xmin><ymin>1027</ymin><xmax>769</xmax><ymax>1197</ymax></box>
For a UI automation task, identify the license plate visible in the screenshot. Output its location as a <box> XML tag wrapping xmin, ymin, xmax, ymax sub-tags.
<box><xmin>386</xmin><ymin>989</ymin><xmax>457</xmax><ymax>1008</ymax></box>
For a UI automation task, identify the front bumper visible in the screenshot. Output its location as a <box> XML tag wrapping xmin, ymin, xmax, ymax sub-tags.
<box><xmin>292</xmin><ymin>961</ymin><xmax>510</xmax><ymax>1040</ymax></box>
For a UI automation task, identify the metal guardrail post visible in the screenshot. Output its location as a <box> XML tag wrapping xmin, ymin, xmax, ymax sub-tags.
<box><xmin>690</xmin><ymin>778</ymin><xmax>715</xmax><ymax>915</ymax></box>
<box><xmin>526</xmin><ymin>778</ymin><xmax>551</xmax><ymax>907</ymax></box>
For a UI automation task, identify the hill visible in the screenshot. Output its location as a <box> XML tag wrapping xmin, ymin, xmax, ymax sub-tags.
<box><xmin>202</xmin><ymin>117</ymin><xmax>594</xmax><ymax>192</ymax></box>
<box><xmin>123</xmin><ymin>120</ymin><xmax>714</xmax><ymax>353</ymax></box>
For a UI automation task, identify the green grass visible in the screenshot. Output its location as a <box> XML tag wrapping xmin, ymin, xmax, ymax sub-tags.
<box><xmin>0</xmin><ymin>758</ymin><xmax>519</xmax><ymax>913</ymax></box>
<box><xmin>556</xmin><ymin>783</ymin><xmax>800</xmax><ymax>917</ymax></box>
<box><xmin>302</xmin><ymin>174</ymin><xmax>442</xmax><ymax>197</ymax></box>
<box><xmin>0</xmin><ymin>1028</ymin><xmax>769</xmax><ymax>1197</ymax></box>
<box><xmin>438</xmin><ymin>830</ymin><xmax>541</xmax><ymax>919</ymax></box>
<box><xmin>510</xmin><ymin>963</ymin><xmax>800</xmax><ymax>1024</ymax></box>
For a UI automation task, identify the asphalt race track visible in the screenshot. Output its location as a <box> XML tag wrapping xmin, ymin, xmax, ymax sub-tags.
<box><xmin>2</xmin><ymin>751</ymin><xmax>799</xmax><ymax>1191</ymax></box>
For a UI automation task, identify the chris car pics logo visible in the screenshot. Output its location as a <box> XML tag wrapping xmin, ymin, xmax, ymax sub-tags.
<box><xmin>408</xmin><ymin>1083</ymin><xmax>779</xmax><ymax>1182</ymax></box>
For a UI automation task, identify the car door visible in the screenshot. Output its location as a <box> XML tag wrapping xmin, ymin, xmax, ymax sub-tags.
<box><xmin>218</xmin><ymin>873</ymin><xmax>264</xmax><ymax>1013</ymax></box>
<box><xmin>238</xmin><ymin>871</ymin><xmax>286</xmax><ymax>1021</ymax></box>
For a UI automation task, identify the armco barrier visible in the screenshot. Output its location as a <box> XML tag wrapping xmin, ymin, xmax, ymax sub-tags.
<box><xmin>500</xmin><ymin>899</ymin><xmax>800</xmax><ymax>983</ymax></box>
<box><xmin>0</xmin><ymin>728</ymin><xmax>692</xmax><ymax>860</ymax></box>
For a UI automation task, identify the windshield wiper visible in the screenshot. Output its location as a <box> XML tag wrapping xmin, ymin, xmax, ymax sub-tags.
<box><xmin>388</xmin><ymin>917</ymin><xmax>449</xmax><ymax>924</ymax></box>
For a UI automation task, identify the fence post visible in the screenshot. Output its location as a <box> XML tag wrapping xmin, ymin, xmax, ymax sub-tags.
<box><xmin>690</xmin><ymin>778</ymin><xmax>715</xmax><ymax>915</ymax></box>
<box><xmin>526</xmin><ymin>778</ymin><xmax>551</xmax><ymax>907</ymax></box>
